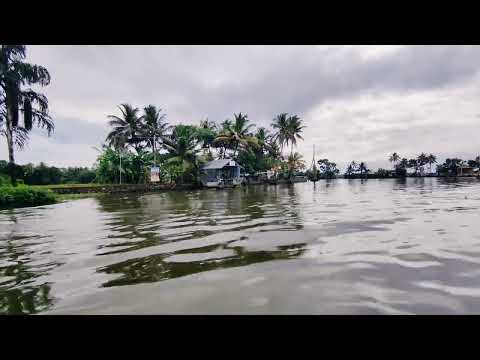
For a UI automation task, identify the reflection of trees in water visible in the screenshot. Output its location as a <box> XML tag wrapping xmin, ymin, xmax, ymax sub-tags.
<box><xmin>100</xmin><ymin>241</ymin><xmax>308</xmax><ymax>287</ymax></box>
<box><xmin>0</xmin><ymin>218</ymin><xmax>57</xmax><ymax>314</ymax></box>
<box><xmin>92</xmin><ymin>186</ymin><xmax>305</xmax><ymax>288</ymax></box>
<box><xmin>0</xmin><ymin>284</ymin><xmax>53</xmax><ymax>315</ymax></box>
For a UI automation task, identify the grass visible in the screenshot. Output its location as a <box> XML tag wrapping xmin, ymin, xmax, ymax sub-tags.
<box><xmin>0</xmin><ymin>184</ymin><xmax>57</xmax><ymax>209</ymax></box>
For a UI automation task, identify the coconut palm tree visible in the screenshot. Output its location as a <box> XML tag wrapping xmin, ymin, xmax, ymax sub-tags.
<box><xmin>0</xmin><ymin>45</ymin><xmax>54</xmax><ymax>185</ymax></box>
<box><xmin>196</xmin><ymin>118</ymin><xmax>218</xmax><ymax>155</ymax></box>
<box><xmin>271</xmin><ymin>113</ymin><xmax>305</xmax><ymax>157</ymax></box>
<box><xmin>161</xmin><ymin>125</ymin><xmax>202</xmax><ymax>184</ymax></box>
<box><xmin>106</xmin><ymin>104</ymin><xmax>145</xmax><ymax>153</ymax></box>
<box><xmin>287</xmin><ymin>152</ymin><xmax>306</xmax><ymax>178</ymax></box>
<box><xmin>359</xmin><ymin>162</ymin><xmax>369</xmax><ymax>177</ymax></box>
<box><xmin>426</xmin><ymin>154</ymin><xmax>437</xmax><ymax>173</ymax></box>
<box><xmin>142</xmin><ymin>105</ymin><xmax>169</xmax><ymax>159</ymax></box>
<box><xmin>286</xmin><ymin>115</ymin><xmax>305</xmax><ymax>156</ymax></box>
<box><xmin>271</xmin><ymin>113</ymin><xmax>289</xmax><ymax>156</ymax></box>
<box><xmin>345</xmin><ymin>161</ymin><xmax>358</xmax><ymax>176</ymax></box>
<box><xmin>213</xmin><ymin>113</ymin><xmax>257</xmax><ymax>160</ymax></box>
<box><xmin>389</xmin><ymin>152</ymin><xmax>400</xmax><ymax>169</ymax></box>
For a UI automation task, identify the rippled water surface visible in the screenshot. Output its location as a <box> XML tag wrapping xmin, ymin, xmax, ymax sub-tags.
<box><xmin>2</xmin><ymin>178</ymin><xmax>480</xmax><ymax>314</ymax></box>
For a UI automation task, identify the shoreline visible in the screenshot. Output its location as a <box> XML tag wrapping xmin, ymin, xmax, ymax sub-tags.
<box><xmin>36</xmin><ymin>175</ymin><xmax>480</xmax><ymax>195</ymax></box>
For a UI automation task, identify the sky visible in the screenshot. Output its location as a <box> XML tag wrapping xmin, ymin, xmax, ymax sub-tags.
<box><xmin>2</xmin><ymin>45</ymin><xmax>480</xmax><ymax>172</ymax></box>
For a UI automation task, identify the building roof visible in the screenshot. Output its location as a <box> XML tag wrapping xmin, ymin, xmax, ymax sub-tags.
<box><xmin>202</xmin><ymin>159</ymin><xmax>239</xmax><ymax>170</ymax></box>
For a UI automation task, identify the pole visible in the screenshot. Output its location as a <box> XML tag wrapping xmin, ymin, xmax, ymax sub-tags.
<box><xmin>119</xmin><ymin>150</ymin><xmax>122</xmax><ymax>185</ymax></box>
<box><xmin>153</xmin><ymin>134</ymin><xmax>156</xmax><ymax>166</ymax></box>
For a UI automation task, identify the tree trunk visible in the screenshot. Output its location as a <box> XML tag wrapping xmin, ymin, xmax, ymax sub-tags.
<box><xmin>5</xmin><ymin>104</ymin><xmax>16</xmax><ymax>186</ymax></box>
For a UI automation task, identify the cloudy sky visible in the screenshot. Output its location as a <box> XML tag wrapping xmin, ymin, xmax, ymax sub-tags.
<box><xmin>2</xmin><ymin>45</ymin><xmax>480</xmax><ymax>171</ymax></box>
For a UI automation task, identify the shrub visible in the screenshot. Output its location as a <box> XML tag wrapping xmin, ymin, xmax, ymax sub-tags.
<box><xmin>0</xmin><ymin>184</ymin><xmax>56</xmax><ymax>209</ymax></box>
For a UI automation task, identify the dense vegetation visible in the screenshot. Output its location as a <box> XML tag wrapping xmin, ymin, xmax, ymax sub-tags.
<box><xmin>94</xmin><ymin>105</ymin><xmax>306</xmax><ymax>185</ymax></box>
<box><xmin>0</xmin><ymin>182</ymin><xmax>56</xmax><ymax>209</ymax></box>
<box><xmin>0</xmin><ymin>160</ymin><xmax>96</xmax><ymax>185</ymax></box>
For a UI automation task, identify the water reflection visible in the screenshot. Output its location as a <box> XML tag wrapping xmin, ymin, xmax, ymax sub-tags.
<box><xmin>91</xmin><ymin>185</ymin><xmax>305</xmax><ymax>288</ymax></box>
<box><xmin>0</xmin><ymin>213</ymin><xmax>58</xmax><ymax>314</ymax></box>
<box><xmin>2</xmin><ymin>178</ymin><xmax>480</xmax><ymax>314</ymax></box>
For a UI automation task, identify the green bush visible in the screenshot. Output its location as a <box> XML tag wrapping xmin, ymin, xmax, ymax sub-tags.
<box><xmin>0</xmin><ymin>184</ymin><xmax>56</xmax><ymax>209</ymax></box>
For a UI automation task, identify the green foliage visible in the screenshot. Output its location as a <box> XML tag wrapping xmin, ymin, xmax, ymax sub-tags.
<box><xmin>61</xmin><ymin>167</ymin><xmax>96</xmax><ymax>184</ymax></box>
<box><xmin>344</xmin><ymin>161</ymin><xmax>370</xmax><ymax>177</ymax></box>
<box><xmin>0</xmin><ymin>184</ymin><xmax>56</xmax><ymax>209</ymax></box>
<box><xmin>94</xmin><ymin>147</ymin><xmax>153</xmax><ymax>184</ymax></box>
<box><xmin>317</xmin><ymin>158</ymin><xmax>339</xmax><ymax>179</ymax></box>
<box><xmin>0</xmin><ymin>160</ymin><xmax>96</xmax><ymax>185</ymax></box>
<box><xmin>437</xmin><ymin>158</ymin><xmax>463</xmax><ymax>176</ymax></box>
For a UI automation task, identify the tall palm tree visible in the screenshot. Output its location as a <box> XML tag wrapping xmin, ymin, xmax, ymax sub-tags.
<box><xmin>161</xmin><ymin>125</ymin><xmax>201</xmax><ymax>184</ymax></box>
<box><xmin>213</xmin><ymin>113</ymin><xmax>257</xmax><ymax>160</ymax></box>
<box><xmin>426</xmin><ymin>153</ymin><xmax>437</xmax><ymax>173</ymax></box>
<box><xmin>271</xmin><ymin>113</ymin><xmax>305</xmax><ymax>157</ymax></box>
<box><xmin>417</xmin><ymin>152</ymin><xmax>428</xmax><ymax>166</ymax></box>
<box><xmin>0</xmin><ymin>45</ymin><xmax>54</xmax><ymax>185</ymax></box>
<box><xmin>389</xmin><ymin>152</ymin><xmax>400</xmax><ymax>169</ymax></box>
<box><xmin>286</xmin><ymin>115</ymin><xmax>305</xmax><ymax>156</ymax></box>
<box><xmin>359</xmin><ymin>162</ymin><xmax>369</xmax><ymax>177</ymax></box>
<box><xmin>142</xmin><ymin>105</ymin><xmax>169</xmax><ymax>161</ymax></box>
<box><xmin>271</xmin><ymin>113</ymin><xmax>289</xmax><ymax>156</ymax></box>
<box><xmin>106</xmin><ymin>104</ymin><xmax>145</xmax><ymax>153</ymax></box>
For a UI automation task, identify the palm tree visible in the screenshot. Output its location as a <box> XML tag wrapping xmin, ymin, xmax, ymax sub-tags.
<box><xmin>106</xmin><ymin>104</ymin><xmax>145</xmax><ymax>153</ymax></box>
<box><xmin>271</xmin><ymin>113</ymin><xmax>305</xmax><ymax>157</ymax></box>
<box><xmin>287</xmin><ymin>152</ymin><xmax>306</xmax><ymax>178</ymax></box>
<box><xmin>286</xmin><ymin>115</ymin><xmax>305</xmax><ymax>156</ymax></box>
<box><xmin>142</xmin><ymin>105</ymin><xmax>169</xmax><ymax>160</ymax></box>
<box><xmin>271</xmin><ymin>113</ymin><xmax>289</xmax><ymax>156</ymax></box>
<box><xmin>345</xmin><ymin>161</ymin><xmax>358</xmax><ymax>176</ymax></box>
<box><xmin>399</xmin><ymin>158</ymin><xmax>409</xmax><ymax>169</ymax></box>
<box><xmin>359</xmin><ymin>162</ymin><xmax>369</xmax><ymax>177</ymax></box>
<box><xmin>426</xmin><ymin>154</ymin><xmax>437</xmax><ymax>173</ymax></box>
<box><xmin>0</xmin><ymin>45</ymin><xmax>54</xmax><ymax>185</ymax></box>
<box><xmin>389</xmin><ymin>152</ymin><xmax>400</xmax><ymax>169</ymax></box>
<box><xmin>197</xmin><ymin>118</ymin><xmax>218</xmax><ymax>155</ymax></box>
<box><xmin>213</xmin><ymin>113</ymin><xmax>257</xmax><ymax>160</ymax></box>
<box><xmin>161</xmin><ymin>125</ymin><xmax>201</xmax><ymax>184</ymax></box>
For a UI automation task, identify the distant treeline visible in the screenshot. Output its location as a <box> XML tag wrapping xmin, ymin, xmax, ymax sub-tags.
<box><xmin>0</xmin><ymin>160</ymin><xmax>96</xmax><ymax>185</ymax></box>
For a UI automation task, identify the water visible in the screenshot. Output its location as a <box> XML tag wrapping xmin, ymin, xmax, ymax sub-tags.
<box><xmin>2</xmin><ymin>178</ymin><xmax>480</xmax><ymax>314</ymax></box>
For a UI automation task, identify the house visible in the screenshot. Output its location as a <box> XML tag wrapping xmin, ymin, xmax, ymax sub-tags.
<box><xmin>457</xmin><ymin>165</ymin><xmax>475</xmax><ymax>176</ymax></box>
<box><xmin>200</xmin><ymin>159</ymin><xmax>243</xmax><ymax>188</ymax></box>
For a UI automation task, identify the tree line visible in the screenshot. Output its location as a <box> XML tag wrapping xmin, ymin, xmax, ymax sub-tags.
<box><xmin>95</xmin><ymin>104</ymin><xmax>306</xmax><ymax>184</ymax></box>
<box><xmin>0</xmin><ymin>160</ymin><xmax>96</xmax><ymax>185</ymax></box>
<box><xmin>3</xmin><ymin>45</ymin><xmax>480</xmax><ymax>188</ymax></box>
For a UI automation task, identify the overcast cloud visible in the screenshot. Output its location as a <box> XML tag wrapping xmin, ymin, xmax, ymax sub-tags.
<box><xmin>2</xmin><ymin>45</ymin><xmax>480</xmax><ymax>171</ymax></box>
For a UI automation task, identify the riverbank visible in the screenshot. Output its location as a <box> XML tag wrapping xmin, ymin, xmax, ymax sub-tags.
<box><xmin>32</xmin><ymin>183</ymin><xmax>200</xmax><ymax>195</ymax></box>
<box><xmin>32</xmin><ymin>175</ymin><xmax>480</xmax><ymax>195</ymax></box>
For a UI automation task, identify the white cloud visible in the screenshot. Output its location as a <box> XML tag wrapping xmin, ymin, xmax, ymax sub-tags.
<box><xmin>2</xmin><ymin>45</ymin><xmax>480</xmax><ymax>172</ymax></box>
